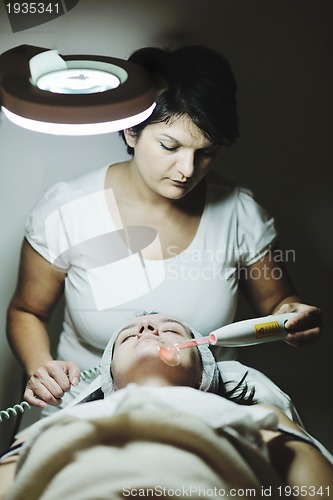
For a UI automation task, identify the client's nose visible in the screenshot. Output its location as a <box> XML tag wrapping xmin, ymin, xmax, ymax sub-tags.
<box><xmin>137</xmin><ymin>322</ymin><xmax>159</xmax><ymax>337</ymax></box>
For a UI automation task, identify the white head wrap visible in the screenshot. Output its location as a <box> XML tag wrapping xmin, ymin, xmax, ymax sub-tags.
<box><xmin>100</xmin><ymin>319</ymin><xmax>220</xmax><ymax>397</ymax></box>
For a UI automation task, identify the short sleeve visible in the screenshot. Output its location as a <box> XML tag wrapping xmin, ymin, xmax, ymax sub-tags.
<box><xmin>236</xmin><ymin>188</ymin><xmax>277</xmax><ymax>266</ymax></box>
<box><xmin>25</xmin><ymin>182</ymin><xmax>72</xmax><ymax>271</ymax></box>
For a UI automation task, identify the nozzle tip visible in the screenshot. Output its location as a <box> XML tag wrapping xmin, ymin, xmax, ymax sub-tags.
<box><xmin>209</xmin><ymin>332</ymin><xmax>217</xmax><ymax>345</ymax></box>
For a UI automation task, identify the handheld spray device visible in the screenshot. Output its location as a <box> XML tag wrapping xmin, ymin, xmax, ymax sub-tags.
<box><xmin>158</xmin><ymin>312</ymin><xmax>296</xmax><ymax>366</ymax></box>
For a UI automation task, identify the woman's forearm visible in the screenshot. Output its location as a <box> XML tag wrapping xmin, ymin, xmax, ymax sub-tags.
<box><xmin>6</xmin><ymin>305</ymin><xmax>53</xmax><ymax>376</ymax></box>
<box><xmin>6</xmin><ymin>240</ymin><xmax>66</xmax><ymax>375</ymax></box>
<box><xmin>0</xmin><ymin>457</ymin><xmax>17</xmax><ymax>500</ymax></box>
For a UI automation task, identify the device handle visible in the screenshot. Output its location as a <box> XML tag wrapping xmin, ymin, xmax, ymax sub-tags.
<box><xmin>210</xmin><ymin>312</ymin><xmax>297</xmax><ymax>347</ymax></box>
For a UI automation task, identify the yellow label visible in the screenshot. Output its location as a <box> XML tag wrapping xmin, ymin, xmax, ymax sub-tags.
<box><xmin>254</xmin><ymin>321</ymin><xmax>281</xmax><ymax>339</ymax></box>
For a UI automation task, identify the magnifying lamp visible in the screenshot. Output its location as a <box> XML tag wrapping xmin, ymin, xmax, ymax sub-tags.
<box><xmin>0</xmin><ymin>45</ymin><xmax>161</xmax><ymax>135</ymax></box>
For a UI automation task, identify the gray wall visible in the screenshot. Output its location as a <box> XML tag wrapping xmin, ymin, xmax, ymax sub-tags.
<box><xmin>0</xmin><ymin>0</ymin><xmax>332</xmax><ymax>454</ymax></box>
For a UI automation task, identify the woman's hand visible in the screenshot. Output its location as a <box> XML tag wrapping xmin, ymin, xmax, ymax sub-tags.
<box><xmin>275</xmin><ymin>302</ymin><xmax>323</xmax><ymax>347</ymax></box>
<box><xmin>24</xmin><ymin>360</ymin><xmax>81</xmax><ymax>408</ymax></box>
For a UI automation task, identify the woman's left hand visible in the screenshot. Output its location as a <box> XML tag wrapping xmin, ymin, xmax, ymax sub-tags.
<box><xmin>275</xmin><ymin>302</ymin><xmax>323</xmax><ymax>347</ymax></box>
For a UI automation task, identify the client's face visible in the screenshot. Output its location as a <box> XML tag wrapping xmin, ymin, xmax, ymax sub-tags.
<box><xmin>111</xmin><ymin>314</ymin><xmax>202</xmax><ymax>390</ymax></box>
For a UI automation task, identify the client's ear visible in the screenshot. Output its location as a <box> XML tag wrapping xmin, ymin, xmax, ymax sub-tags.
<box><xmin>123</xmin><ymin>128</ymin><xmax>137</xmax><ymax>148</ymax></box>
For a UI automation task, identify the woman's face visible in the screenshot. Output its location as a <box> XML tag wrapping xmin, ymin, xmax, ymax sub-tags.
<box><xmin>111</xmin><ymin>314</ymin><xmax>202</xmax><ymax>390</ymax></box>
<box><xmin>124</xmin><ymin>115</ymin><xmax>219</xmax><ymax>200</ymax></box>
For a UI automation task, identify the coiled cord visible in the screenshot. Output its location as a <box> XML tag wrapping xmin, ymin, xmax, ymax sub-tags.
<box><xmin>79</xmin><ymin>366</ymin><xmax>101</xmax><ymax>381</ymax></box>
<box><xmin>0</xmin><ymin>402</ymin><xmax>31</xmax><ymax>422</ymax></box>
<box><xmin>0</xmin><ymin>366</ymin><xmax>101</xmax><ymax>422</ymax></box>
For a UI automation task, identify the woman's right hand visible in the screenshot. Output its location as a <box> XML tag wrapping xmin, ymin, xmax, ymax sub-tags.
<box><xmin>24</xmin><ymin>360</ymin><xmax>81</xmax><ymax>408</ymax></box>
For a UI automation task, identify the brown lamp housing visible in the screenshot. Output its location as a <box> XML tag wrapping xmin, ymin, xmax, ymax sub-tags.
<box><xmin>0</xmin><ymin>45</ymin><xmax>159</xmax><ymax>135</ymax></box>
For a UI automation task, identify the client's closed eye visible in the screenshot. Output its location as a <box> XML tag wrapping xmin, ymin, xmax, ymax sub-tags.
<box><xmin>159</xmin><ymin>320</ymin><xmax>189</xmax><ymax>338</ymax></box>
<box><xmin>121</xmin><ymin>334</ymin><xmax>136</xmax><ymax>343</ymax></box>
<box><xmin>161</xmin><ymin>329</ymin><xmax>185</xmax><ymax>337</ymax></box>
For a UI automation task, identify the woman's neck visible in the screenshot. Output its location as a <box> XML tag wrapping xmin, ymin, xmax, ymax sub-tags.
<box><xmin>123</xmin><ymin>160</ymin><xmax>206</xmax><ymax>215</ymax></box>
<box><xmin>116</xmin><ymin>375</ymin><xmax>180</xmax><ymax>390</ymax></box>
<box><xmin>138</xmin><ymin>377</ymin><xmax>175</xmax><ymax>387</ymax></box>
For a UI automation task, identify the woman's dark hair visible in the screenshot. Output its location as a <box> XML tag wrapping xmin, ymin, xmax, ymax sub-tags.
<box><xmin>120</xmin><ymin>44</ymin><xmax>239</xmax><ymax>154</ymax></box>
<box><xmin>217</xmin><ymin>372</ymin><xmax>256</xmax><ymax>406</ymax></box>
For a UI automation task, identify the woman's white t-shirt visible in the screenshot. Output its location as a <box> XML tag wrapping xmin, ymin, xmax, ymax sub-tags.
<box><xmin>25</xmin><ymin>165</ymin><xmax>277</xmax><ymax>370</ymax></box>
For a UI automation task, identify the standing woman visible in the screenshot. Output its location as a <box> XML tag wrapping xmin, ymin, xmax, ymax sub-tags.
<box><xmin>6</xmin><ymin>45</ymin><xmax>322</xmax><ymax>410</ymax></box>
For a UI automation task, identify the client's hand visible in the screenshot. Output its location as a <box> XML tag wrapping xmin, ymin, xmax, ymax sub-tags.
<box><xmin>24</xmin><ymin>360</ymin><xmax>81</xmax><ymax>408</ymax></box>
<box><xmin>276</xmin><ymin>302</ymin><xmax>323</xmax><ymax>347</ymax></box>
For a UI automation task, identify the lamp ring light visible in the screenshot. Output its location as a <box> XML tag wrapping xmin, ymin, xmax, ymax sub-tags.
<box><xmin>0</xmin><ymin>45</ymin><xmax>162</xmax><ymax>135</ymax></box>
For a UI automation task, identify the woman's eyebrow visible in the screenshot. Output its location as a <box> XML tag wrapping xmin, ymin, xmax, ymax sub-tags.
<box><xmin>160</xmin><ymin>318</ymin><xmax>183</xmax><ymax>326</ymax></box>
<box><xmin>159</xmin><ymin>133</ymin><xmax>217</xmax><ymax>151</ymax></box>
<box><xmin>159</xmin><ymin>133</ymin><xmax>181</xmax><ymax>143</ymax></box>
